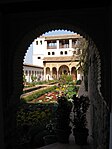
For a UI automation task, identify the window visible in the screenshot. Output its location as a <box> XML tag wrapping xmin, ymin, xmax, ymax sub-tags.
<box><xmin>47</xmin><ymin>40</ymin><xmax>57</xmax><ymax>49</ymax></box>
<box><xmin>52</xmin><ymin>52</ymin><xmax>55</xmax><ymax>55</ymax></box>
<box><xmin>36</xmin><ymin>41</ymin><xmax>38</xmax><ymax>45</ymax></box>
<box><xmin>59</xmin><ymin>39</ymin><xmax>69</xmax><ymax>48</ymax></box>
<box><xmin>60</xmin><ymin>51</ymin><xmax>63</xmax><ymax>55</ymax></box>
<box><xmin>48</xmin><ymin>52</ymin><xmax>50</xmax><ymax>55</ymax></box>
<box><xmin>65</xmin><ymin>51</ymin><xmax>67</xmax><ymax>55</ymax></box>
<box><xmin>40</xmin><ymin>40</ymin><xmax>42</xmax><ymax>45</ymax></box>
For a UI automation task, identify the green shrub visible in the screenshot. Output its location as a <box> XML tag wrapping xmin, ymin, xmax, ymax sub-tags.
<box><xmin>16</xmin><ymin>103</ymin><xmax>58</xmax><ymax>148</ymax></box>
<box><xmin>22</xmin><ymin>85</ymin><xmax>57</xmax><ymax>102</ymax></box>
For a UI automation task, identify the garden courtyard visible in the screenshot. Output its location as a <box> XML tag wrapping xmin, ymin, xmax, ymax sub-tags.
<box><xmin>15</xmin><ymin>74</ymin><xmax>92</xmax><ymax>149</ymax></box>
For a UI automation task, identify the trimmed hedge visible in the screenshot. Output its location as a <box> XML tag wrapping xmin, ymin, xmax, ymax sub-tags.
<box><xmin>21</xmin><ymin>85</ymin><xmax>57</xmax><ymax>102</ymax></box>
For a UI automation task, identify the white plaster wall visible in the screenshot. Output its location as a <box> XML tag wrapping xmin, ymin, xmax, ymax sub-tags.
<box><xmin>45</xmin><ymin>48</ymin><xmax>74</xmax><ymax>57</ymax></box>
<box><xmin>33</xmin><ymin>55</ymin><xmax>44</xmax><ymax>67</ymax></box>
<box><xmin>32</xmin><ymin>38</ymin><xmax>45</xmax><ymax>66</ymax></box>
<box><xmin>24</xmin><ymin>37</ymin><xmax>78</xmax><ymax>66</ymax></box>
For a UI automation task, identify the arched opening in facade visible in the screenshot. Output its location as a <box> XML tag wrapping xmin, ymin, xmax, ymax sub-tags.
<box><xmin>52</xmin><ymin>67</ymin><xmax>57</xmax><ymax>79</ymax></box>
<box><xmin>58</xmin><ymin>65</ymin><xmax>69</xmax><ymax>76</ymax></box>
<box><xmin>10</xmin><ymin>22</ymin><xmax>110</xmax><ymax>149</ymax></box>
<box><xmin>71</xmin><ymin>67</ymin><xmax>77</xmax><ymax>80</ymax></box>
<box><xmin>46</xmin><ymin>67</ymin><xmax>50</xmax><ymax>80</ymax></box>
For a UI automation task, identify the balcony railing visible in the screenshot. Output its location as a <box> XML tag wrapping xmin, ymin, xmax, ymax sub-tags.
<box><xmin>47</xmin><ymin>46</ymin><xmax>57</xmax><ymax>49</ymax></box>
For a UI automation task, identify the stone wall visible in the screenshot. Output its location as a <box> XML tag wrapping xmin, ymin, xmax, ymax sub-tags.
<box><xmin>88</xmin><ymin>43</ymin><xmax>110</xmax><ymax>149</ymax></box>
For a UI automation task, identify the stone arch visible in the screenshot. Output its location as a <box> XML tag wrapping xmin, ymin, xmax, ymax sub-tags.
<box><xmin>11</xmin><ymin>21</ymin><xmax>109</xmax><ymax>149</ymax></box>
<box><xmin>87</xmin><ymin>41</ymin><xmax>110</xmax><ymax>149</ymax></box>
<box><xmin>58</xmin><ymin>65</ymin><xmax>69</xmax><ymax>76</ymax></box>
<box><xmin>13</xmin><ymin>23</ymin><xmax>102</xmax><ymax>99</ymax></box>
<box><xmin>46</xmin><ymin>67</ymin><xmax>50</xmax><ymax>74</ymax></box>
<box><xmin>12</xmin><ymin>22</ymin><xmax>103</xmax><ymax>112</ymax></box>
<box><xmin>71</xmin><ymin>66</ymin><xmax>77</xmax><ymax>80</ymax></box>
<box><xmin>52</xmin><ymin>67</ymin><xmax>57</xmax><ymax>79</ymax></box>
<box><xmin>46</xmin><ymin>67</ymin><xmax>50</xmax><ymax>80</ymax></box>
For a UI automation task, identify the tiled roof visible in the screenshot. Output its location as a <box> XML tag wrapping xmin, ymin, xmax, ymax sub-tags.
<box><xmin>40</xmin><ymin>34</ymin><xmax>83</xmax><ymax>40</ymax></box>
<box><xmin>23</xmin><ymin>63</ymin><xmax>43</xmax><ymax>69</ymax></box>
<box><xmin>43</xmin><ymin>56</ymin><xmax>80</xmax><ymax>62</ymax></box>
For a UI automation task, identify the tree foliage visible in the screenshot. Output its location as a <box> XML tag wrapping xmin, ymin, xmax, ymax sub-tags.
<box><xmin>72</xmin><ymin>38</ymin><xmax>89</xmax><ymax>72</ymax></box>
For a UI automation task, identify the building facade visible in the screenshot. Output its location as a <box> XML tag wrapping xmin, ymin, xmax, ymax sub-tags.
<box><xmin>23</xmin><ymin>64</ymin><xmax>44</xmax><ymax>82</ymax></box>
<box><xmin>24</xmin><ymin>33</ymin><xmax>83</xmax><ymax>81</ymax></box>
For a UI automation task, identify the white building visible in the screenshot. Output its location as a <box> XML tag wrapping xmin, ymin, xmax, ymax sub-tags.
<box><xmin>24</xmin><ymin>33</ymin><xmax>83</xmax><ymax>82</ymax></box>
<box><xmin>23</xmin><ymin>64</ymin><xmax>43</xmax><ymax>83</ymax></box>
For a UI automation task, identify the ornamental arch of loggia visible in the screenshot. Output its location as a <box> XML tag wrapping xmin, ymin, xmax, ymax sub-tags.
<box><xmin>44</xmin><ymin>62</ymin><xmax>82</xmax><ymax>81</ymax></box>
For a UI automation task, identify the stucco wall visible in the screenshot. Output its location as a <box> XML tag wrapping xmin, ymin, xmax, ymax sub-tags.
<box><xmin>88</xmin><ymin>43</ymin><xmax>110</xmax><ymax>149</ymax></box>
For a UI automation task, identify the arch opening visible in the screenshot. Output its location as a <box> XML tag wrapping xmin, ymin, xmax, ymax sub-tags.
<box><xmin>11</xmin><ymin>22</ymin><xmax>109</xmax><ymax>149</ymax></box>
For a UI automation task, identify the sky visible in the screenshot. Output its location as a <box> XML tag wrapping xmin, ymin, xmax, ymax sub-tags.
<box><xmin>42</xmin><ymin>29</ymin><xmax>75</xmax><ymax>36</ymax></box>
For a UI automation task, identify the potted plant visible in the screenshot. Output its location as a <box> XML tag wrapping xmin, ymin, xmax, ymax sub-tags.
<box><xmin>71</xmin><ymin>94</ymin><xmax>90</xmax><ymax>145</ymax></box>
<box><xmin>55</xmin><ymin>95</ymin><xmax>72</xmax><ymax>143</ymax></box>
<box><xmin>43</xmin><ymin>120</ymin><xmax>57</xmax><ymax>145</ymax></box>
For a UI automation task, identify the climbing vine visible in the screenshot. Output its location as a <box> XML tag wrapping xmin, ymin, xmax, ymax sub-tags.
<box><xmin>71</xmin><ymin>37</ymin><xmax>89</xmax><ymax>91</ymax></box>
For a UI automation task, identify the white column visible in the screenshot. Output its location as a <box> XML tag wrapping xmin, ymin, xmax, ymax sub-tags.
<box><xmin>57</xmin><ymin>68</ymin><xmax>59</xmax><ymax>79</ymax></box>
<box><xmin>45</xmin><ymin>41</ymin><xmax>47</xmax><ymax>49</ymax></box>
<box><xmin>69</xmin><ymin>64</ymin><xmax>71</xmax><ymax>75</ymax></box>
<box><xmin>26</xmin><ymin>70</ymin><xmax>28</xmax><ymax>82</ymax></box>
<box><xmin>69</xmin><ymin>39</ymin><xmax>72</xmax><ymax>48</ymax></box>
<box><xmin>57</xmin><ymin>40</ymin><xmax>59</xmax><ymax>49</ymax></box>
<box><xmin>77</xmin><ymin>69</ymin><xmax>80</xmax><ymax>80</ymax></box>
<box><xmin>50</xmin><ymin>67</ymin><xmax>52</xmax><ymax>79</ymax></box>
<box><xmin>44</xmin><ymin>67</ymin><xmax>46</xmax><ymax>80</ymax></box>
<box><xmin>40</xmin><ymin>71</ymin><xmax>43</xmax><ymax>81</ymax></box>
<box><xmin>69</xmin><ymin>67</ymin><xmax>71</xmax><ymax>75</ymax></box>
<box><xmin>29</xmin><ymin>71</ymin><xmax>31</xmax><ymax>82</ymax></box>
<box><xmin>30</xmin><ymin>71</ymin><xmax>32</xmax><ymax>82</ymax></box>
<box><xmin>35</xmin><ymin>71</ymin><xmax>37</xmax><ymax>81</ymax></box>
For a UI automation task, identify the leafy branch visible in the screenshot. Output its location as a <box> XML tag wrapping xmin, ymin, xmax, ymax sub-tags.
<box><xmin>71</xmin><ymin>38</ymin><xmax>89</xmax><ymax>91</ymax></box>
<box><xmin>75</xmin><ymin>38</ymin><xmax>89</xmax><ymax>72</ymax></box>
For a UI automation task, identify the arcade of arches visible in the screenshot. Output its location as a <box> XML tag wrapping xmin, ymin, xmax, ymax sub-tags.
<box><xmin>0</xmin><ymin>3</ymin><xmax>111</xmax><ymax>149</ymax></box>
<box><xmin>44</xmin><ymin>62</ymin><xmax>83</xmax><ymax>81</ymax></box>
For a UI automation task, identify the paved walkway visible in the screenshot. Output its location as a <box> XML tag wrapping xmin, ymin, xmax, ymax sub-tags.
<box><xmin>37</xmin><ymin>128</ymin><xmax>93</xmax><ymax>149</ymax></box>
<box><xmin>37</xmin><ymin>110</ymin><xmax>93</xmax><ymax>149</ymax></box>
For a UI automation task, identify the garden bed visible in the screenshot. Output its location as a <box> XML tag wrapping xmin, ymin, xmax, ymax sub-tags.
<box><xmin>21</xmin><ymin>85</ymin><xmax>57</xmax><ymax>102</ymax></box>
<box><xmin>30</xmin><ymin>91</ymin><xmax>59</xmax><ymax>103</ymax></box>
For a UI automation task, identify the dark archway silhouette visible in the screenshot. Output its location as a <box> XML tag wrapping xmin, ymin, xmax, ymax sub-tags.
<box><xmin>9</xmin><ymin>22</ymin><xmax>110</xmax><ymax>149</ymax></box>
